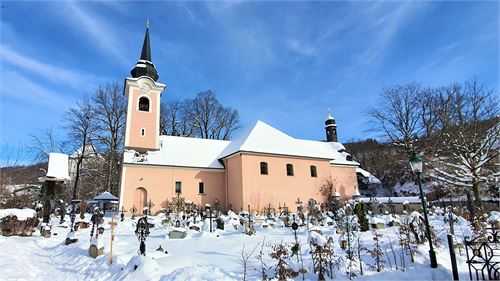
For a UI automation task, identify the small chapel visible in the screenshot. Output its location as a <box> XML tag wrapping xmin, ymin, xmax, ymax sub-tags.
<box><xmin>118</xmin><ymin>24</ymin><xmax>359</xmax><ymax>214</ymax></box>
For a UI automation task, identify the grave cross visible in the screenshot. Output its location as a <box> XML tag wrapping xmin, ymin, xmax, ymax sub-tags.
<box><xmin>205</xmin><ymin>204</ymin><xmax>217</xmax><ymax>233</ymax></box>
<box><xmin>130</xmin><ymin>205</ymin><xmax>137</xmax><ymax>219</ymax></box>
<box><xmin>135</xmin><ymin>216</ymin><xmax>150</xmax><ymax>256</ymax></box>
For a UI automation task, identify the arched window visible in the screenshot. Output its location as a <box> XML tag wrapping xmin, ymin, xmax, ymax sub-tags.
<box><xmin>260</xmin><ymin>162</ymin><xmax>268</xmax><ymax>175</ymax></box>
<box><xmin>310</xmin><ymin>165</ymin><xmax>317</xmax><ymax>177</ymax></box>
<box><xmin>138</xmin><ymin>96</ymin><xmax>150</xmax><ymax>111</ymax></box>
<box><xmin>286</xmin><ymin>164</ymin><xmax>294</xmax><ymax>176</ymax></box>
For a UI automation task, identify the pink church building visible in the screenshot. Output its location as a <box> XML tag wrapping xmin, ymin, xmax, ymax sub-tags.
<box><xmin>118</xmin><ymin>25</ymin><xmax>359</xmax><ymax>214</ymax></box>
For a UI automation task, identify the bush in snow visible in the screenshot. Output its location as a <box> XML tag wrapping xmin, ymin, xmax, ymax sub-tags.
<box><xmin>309</xmin><ymin>234</ymin><xmax>334</xmax><ymax>280</ymax></box>
<box><xmin>269</xmin><ymin>241</ymin><xmax>300</xmax><ymax>280</ymax></box>
<box><xmin>398</xmin><ymin>216</ymin><xmax>417</xmax><ymax>264</ymax></box>
<box><xmin>354</xmin><ymin>202</ymin><xmax>369</xmax><ymax>231</ymax></box>
<box><xmin>363</xmin><ymin>229</ymin><xmax>385</xmax><ymax>272</ymax></box>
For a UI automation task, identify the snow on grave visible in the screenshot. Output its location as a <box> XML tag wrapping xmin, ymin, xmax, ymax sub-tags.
<box><xmin>168</xmin><ymin>226</ymin><xmax>187</xmax><ymax>239</ymax></box>
<box><xmin>114</xmin><ymin>255</ymin><xmax>159</xmax><ymax>281</ymax></box>
<box><xmin>89</xmin><ymin>237</ymin><xmax>105</xmax><ymax>258</ymax></box>
<box><xmin>0</xmin><ymin>208</ymin><xmax>38</xmax><ymax>237</ymax></box>
<box><xmin>369</xmin><ymin>216</ymin><xmax>385</xmax><ymax>229</ymax></box>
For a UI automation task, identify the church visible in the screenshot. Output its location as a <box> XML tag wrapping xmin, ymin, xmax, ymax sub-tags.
<box><xmin>118</xmin><ymin>24</ymin><xmax>359</xmax><ymax>214</ymax></box>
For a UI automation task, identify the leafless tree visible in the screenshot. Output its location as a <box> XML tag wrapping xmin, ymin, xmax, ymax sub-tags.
<box><xmin>64</xmin><ymin>97</ymin><xmax>97</xmax><ymax>199</ymax></box>
<box><xmin>185</xmin><ymin>91</ymin><xmax>240</xmax><ymax>140</ymax></box>
<box><xmin>0</xmin><ymin>141</ymin><xmax>23</xmax><ymax>205</ymax></box>
<box><xmin>367</xmin><ymin>83</ymin><xmax>423</xmax><ymax>153</ymax></box>
<box><xmin>92</xmin><ymin>82</ymin><xmax>126</xmax><ymax>194</ymax></box>
<box><xmin>28</xmin><ymin>127</ymin><xmax>65</xmax><ymax>163</ymax></box>
<box><xmin>432</xmin><ymin>78</ymin><xmax>499</xmax><ymax>210</ymax></box>
<box><xmin>160</xmin><ymin>100</ymin><xmax>193</xmax><ymax>137</ymax></box>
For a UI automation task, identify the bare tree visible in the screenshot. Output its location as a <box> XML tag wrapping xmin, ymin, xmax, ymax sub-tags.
<box><xmin>28</xmin><ymin>127</ymin><xmax>65</xmax><ymax>163</ymax></box>
<box><xmin>92</xmin><ymin>82</ymin><xmax>126</xmax><ymax>194</ymax></box>
<box><xmin>64</xmin><ymin>97</ymin><xmax>97</xmax><ymax>199</ymax></box>
<box><xmin>0</xmin><ymin>141</ymin><xmax>23</xmax><ymax>205</ymax></box>
<box><xmin>184</xmin><ymin>91</ymin><xmax>240</xmax><ymax>140</ymax></box>
<box><xmin>432</xmin><ymin>78</ymin><xmax>499</xmax><ymax>211</ymax></box>
<box><xmin>367</xmin><ymin>83</ymin><xmax>423</xmax><ymax>153</ymax></box>
<box><xmin>160</xmin><ymin>100</ymin><xmax>193</xmax><ymax>137</ymax></box>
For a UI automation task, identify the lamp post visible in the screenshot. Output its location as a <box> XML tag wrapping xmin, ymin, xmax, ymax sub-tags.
<box><xmin>409</xmin><ymin>152</ymin><xmax>438</xmax><ymax>268</ymax></box>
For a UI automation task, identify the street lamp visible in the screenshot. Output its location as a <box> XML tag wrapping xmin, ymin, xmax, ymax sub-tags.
<box><xmin>409</xmin><ymin>151</ymin><xmax>438</xmax><ymax>268</ymax></box>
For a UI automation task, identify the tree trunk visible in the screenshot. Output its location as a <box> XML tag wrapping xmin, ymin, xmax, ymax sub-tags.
<box><xmin>472</xmin><ymin>179</ymin><xmax>483</xmax><ymax>212</ymax></box>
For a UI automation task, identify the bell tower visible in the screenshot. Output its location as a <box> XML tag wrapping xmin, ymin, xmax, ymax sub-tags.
<box><xmin>124</xmin><ymin>19</ymin><xmax>165</xmax><ymax>152</ymax></box>
<box><xmin>325</xmin><ymin>109</ymin><xmax>338</xmax><ymax>142</ymax></box>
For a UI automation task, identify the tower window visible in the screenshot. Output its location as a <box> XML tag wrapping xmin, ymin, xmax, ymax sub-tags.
<box><xmin>141</xmin><ymin>128</ymin><xmax>146</xmax><ymax>136</ymax></box>
<box><xmin>310</xmin><ymin>165</ymin><xmax>317</xmax><ymax>177</ymax></box>
<box><xmin>199</xmin><ymin>182</ymin><xmax>205</xmax><ymax>194</ymax></box>
<box><xmin>286</xmin><ymin>164</ymin><xmax>294</xmax><ymax>176</ymax></box>
<box><xmin>175</xmin><ymin>181</ymin><xmax>182</xmax><ymax>193</ymax></box>
<box><xmin>260</xmin><ymin>162</ymin><xmax>268</xmax><ymax>175</ymax></box>
<box><xmin>138</xmin><ymin>96</ymin><xmax>150</xmax><ymax>111</ymax></box>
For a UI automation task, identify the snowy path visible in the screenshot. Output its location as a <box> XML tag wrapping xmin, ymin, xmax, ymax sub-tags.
<box><xmin>0</xmin><ymin>214</ymin><xmax>474</xmax><ymax>281</ymax></box>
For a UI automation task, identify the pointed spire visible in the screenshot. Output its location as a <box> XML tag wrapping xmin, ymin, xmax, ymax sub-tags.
<box><xmin>140</xmin><ymin>18</ymin><xmax>152</xmax><ymax>62</ymax></box>
<box><xmin>131</xmin><ymin>18</ymin><xmax>159</xmax><ymax>81</ymax></box>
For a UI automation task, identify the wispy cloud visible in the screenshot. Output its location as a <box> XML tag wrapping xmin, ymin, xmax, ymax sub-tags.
<box><xmin>286</xmin><ymin>38</ymin><xmax>318</xmax><ymax>59</ymax></box>
<box><xmin>63</xmin><ymin>2</ymin><xmax>129</xmax><ymax>66</ymax></box>
<box><xmin>355</xmin><ymin>2</ymin><xmax>426</xmax><ymax>69</ymax></box>
<box><xmin>0</xmin><ymin>45</ymin><xmax>100</xmax><ymax>89</ymax></box>
<box><xmin>1</xmin><ymin>71</ymin><xmax>71</xmax><ymax>109</ymax></box>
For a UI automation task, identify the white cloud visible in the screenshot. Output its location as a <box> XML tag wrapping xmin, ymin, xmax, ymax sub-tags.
<box><xmin>0</xmin><ymin>45</ymin><xmax>98</xmax><ymax>89</ymax></box>
<box><xmin>0</xmin><ymin>70</ymin><xmax>72</xmax><ymax>109</ymax></box>
<box><xmin>63</xmin><ymin>2</ymin><xmax>129</xmax><ymax>66</ymax></box>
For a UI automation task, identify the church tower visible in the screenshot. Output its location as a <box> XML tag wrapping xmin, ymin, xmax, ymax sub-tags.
<box><xmin>325</xmin><ymin>110</ymin><xmax>338</xmax><ymax>142</ymax></box>
<box><xmin>124</xmin><ymin>20</ymin><xmax>165</xmax><ymax>152</ymax></box>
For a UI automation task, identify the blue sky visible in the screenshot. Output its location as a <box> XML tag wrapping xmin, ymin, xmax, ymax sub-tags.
<box><xmin>0</xmin><ymin>1</ymin><xmax>498</xmax><ymax>163</ymax></box>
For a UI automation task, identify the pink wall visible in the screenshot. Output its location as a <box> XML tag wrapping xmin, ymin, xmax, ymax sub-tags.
<box><xmin>127</xmin><ymin>88</ymin><xmax>159</xmax><ymax>151</ymax></box>
<box><xmin>121</xmin><ymin>165</ymin><xmax>226</xmax><ymax>214</ymax></box>
<box><xmin>329</xmin><ymin>165</ymin><xmax>358</xmax><ymax>201</ymax></box>
<box><xmin>120</xmin><ymin>154</ymin><xmax>358</xmax><ymax>214</ymax></box>
<box><xmin>224</xmin><ymin>154</ymin><xmax>243</xmax><ymax>211</ymax></box>
<box><xmin>236</xmin><ymin>153</ymin><xmax>355</xmax><ymax>212</ymax></box>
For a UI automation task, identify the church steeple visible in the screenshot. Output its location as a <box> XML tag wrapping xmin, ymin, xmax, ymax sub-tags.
<box><xmin>325</xmin><ymin>109</ymin><xmax>338</xmax><ymax>142</ymax></box>
<box><xmin>131</xmin><ymin>18</ymin><xmax>159</xmax><ymax>82</ymax></box>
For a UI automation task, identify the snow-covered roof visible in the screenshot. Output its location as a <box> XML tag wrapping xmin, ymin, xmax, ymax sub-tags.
<box><xmin>124</xmin><ymin>120</ymin><xmax>358</xmax><ymax>169</ymax></box>
<box><xmin>94</xmin><ymin>191</ymin><xmax>119</xmax><ymax>201</ymax></box>
<box><xmin>358</xmin><ymin>197</ymin><xmax>421</xmax><ymax>204</ymax></box>
<box><xmin>124</xmin><ymin>136</ymin><xmax>230</xmax><ymax>169</ymax></box>
<box><xmin>70</xmin><ymin>142</ymin><xmax>100</xmax><ymax>159</ymax></box>
<box><xmin>356</xmin><ymin>167</ymin><xmax>381</xmax><ymax>184</ymax></box>
<box><xmin>219</xmin><ymin>121</ymin><xmax>356</xmax><ymax>165</ymax></box>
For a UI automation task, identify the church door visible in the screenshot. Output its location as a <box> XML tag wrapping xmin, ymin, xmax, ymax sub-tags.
<box><xmin>134</xmin><ymin>187</ymin><xmax>147</xmax><ymax>215</ymax></box>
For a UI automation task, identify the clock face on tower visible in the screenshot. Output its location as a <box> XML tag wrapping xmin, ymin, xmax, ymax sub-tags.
<box><xmin>139</xmin><ymin>83</ymin><xmax>152</xmax><ymax>95</ymax></box>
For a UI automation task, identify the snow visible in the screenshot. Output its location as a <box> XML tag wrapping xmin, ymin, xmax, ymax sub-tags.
<box><xmin>0</xmin><ymin>210</ymin><xmax>479</xmax><ymax>281</ymax></box>
<box><xmin>44</xmin><ymin>153</ymin><xmax>70</xmax><ymax>181</ymax></box>
<box><xmin>0</xmin><ymin>208</ymin><xmax>37</xmax><ymax>220</ymax></box>
<box><xmin>368</xmin><ymin>217</ymin><xmax>385</xmax><ymax>225</ymax></box>
<box><xmin>358</xmin><ymin>197</ymin><xmax>421</xmax><ymax>204</ymax></box>
<box><xmin>489</xmin><ymin>211</ymin><xmax>500</xmax><ymax>223</ymax></box>
<box><xmin>94</xmin><ymin>192</ymin><xmax>119</xmax><ymax>201</ymax></box>
<box><xmin>356</xmin><ymin>167</ymin><xmax>381</xmax><ymax>184</ymax></box>
<box><xmin>124</xmin><ymin>121</ymin><xmax>358</xmax><ymax>169</ymax></box>
<box><xmin>124</xmin><ymin>136</ymin><xmax>229</xmax><ymax>169</ymax></box>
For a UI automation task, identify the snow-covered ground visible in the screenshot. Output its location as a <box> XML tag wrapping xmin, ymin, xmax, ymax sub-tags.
<box><xmin>0</xmin><ymin>211</ymin><xmax>475</xmax><ymax>281</ymax></box>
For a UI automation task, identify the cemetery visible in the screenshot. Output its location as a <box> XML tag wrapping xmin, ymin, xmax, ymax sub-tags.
<box><xmin>1</xmin><ymin>2</ymin><xmax>498</xmax><ymax>280</ymax></box>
